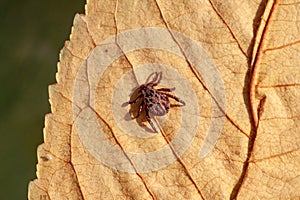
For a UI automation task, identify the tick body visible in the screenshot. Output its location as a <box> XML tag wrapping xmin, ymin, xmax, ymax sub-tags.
<box><xmin>128</xmin><ymin>72</ymin><xmax>185</xmax><ymax>132</ymax></box>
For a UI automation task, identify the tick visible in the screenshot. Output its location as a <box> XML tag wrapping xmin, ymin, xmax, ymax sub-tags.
<box><xmin>128</xmin><ymin>72</ymin><xmax>185</xmax><ymax>132</ymax></box>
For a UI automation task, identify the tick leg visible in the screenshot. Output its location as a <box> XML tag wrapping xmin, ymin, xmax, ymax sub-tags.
<box><xmin>164</xmin><ymin>93</ymin><xmax>186</xmax><ymax>105</ymax></box>
<box><xmin>157</xmin><ymin>87</ymin><xmax>175</xmax><ymax>92</ymax></box>
<box><xmin>145</xmin><ymin>72</ymin><xmax>157</xmax><ymax>83</ymax></box>
<box><xmin>129</xmin><ymin>94</ymin><xmax>142</xmax><ymax>104</ymax></box>
<box><xmin>149</xmin><ymin>72</ymin><xmax>162</xmax><ymax>85</ymax></box>
<box><xmin>133</xmin><ymin>101</ymin><xmax>144</xmax><ymax>119</ymax></box>
<box><xmin>146</xmin><ymin>111</ymin><xmax>157</xmax><ymax>132</ymax></box>
<box><xmin>155</xmin><ymin>72</ymin><xmax>162</xmax><ymax>85</ymax></box>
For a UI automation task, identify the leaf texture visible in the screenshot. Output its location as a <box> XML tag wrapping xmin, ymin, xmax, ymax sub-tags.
<box><xmin>28</xmin><ymin>0</ymin><xmax>300</xmax><ymax>199</ymax></box>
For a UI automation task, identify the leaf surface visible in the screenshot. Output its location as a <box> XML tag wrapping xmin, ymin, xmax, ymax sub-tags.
<box><xmin>28</xmin><ymin>0</ymin><xmax>300</xmax><ymax>199</ymax></box>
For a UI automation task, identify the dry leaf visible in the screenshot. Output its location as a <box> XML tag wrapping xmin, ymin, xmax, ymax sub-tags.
<box><xmin>28</xmin><ymin>0</ymin><xmax>300</xmax><ymax>199</ymax></box>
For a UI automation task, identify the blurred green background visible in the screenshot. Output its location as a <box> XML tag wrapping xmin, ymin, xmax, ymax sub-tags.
<box><xmin>0</xmin><ymin>0</ymin><xmax>84</xmax><ymax>199</ymax></box>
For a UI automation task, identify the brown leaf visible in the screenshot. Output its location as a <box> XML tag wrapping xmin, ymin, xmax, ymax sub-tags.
<box><xmin>28</xmin><ymin>0</ymin><xmax>300</xmax><ymax>199</ymax></box>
